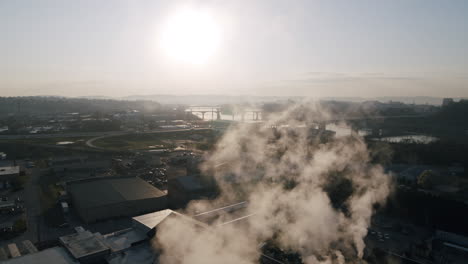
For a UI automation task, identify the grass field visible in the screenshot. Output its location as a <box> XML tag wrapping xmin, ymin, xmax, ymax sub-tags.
<box><xmin>93</xmin><ymin>129</ymin><xmax>216</xmax><ymax>151</ymax></box>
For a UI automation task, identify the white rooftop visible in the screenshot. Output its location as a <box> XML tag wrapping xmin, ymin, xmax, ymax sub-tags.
<box><xmin>132</xmin><ymin>209</ymin><xmax>207</xmax><ymax>233</ymax></box>
<box><xmin>0</xmin><ymin>166</ymin><xmax>19</xmax><ymax>176</ymax></box>
<box><xmin>133</xmin><ymin>209</ymin><xmax>174</xmax><ymax>231</ymax></box>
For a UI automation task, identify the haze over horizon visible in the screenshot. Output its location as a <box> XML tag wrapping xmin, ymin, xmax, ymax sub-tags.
<box><xmin>1</xmin><ymin>0</ymin><xmax>468</xmax><ymax>98</ymax></box>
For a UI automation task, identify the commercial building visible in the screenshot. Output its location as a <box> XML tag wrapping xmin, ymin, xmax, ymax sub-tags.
<box><xmin>59</xmin><ymin>226</ymin><xmax>148</xmax><ymax>264</ymax></box>
<box><xmin>68</xmin><ymin>177</ymin><xmax>167</xmax><ymax>223</ymax></box>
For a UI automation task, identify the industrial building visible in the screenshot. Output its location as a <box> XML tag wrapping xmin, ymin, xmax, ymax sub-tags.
<box><xmin>433</xmin><ymin>230</ymin><xmax>468</xmax><ymax>261</ymax></box>
<box><xmin>59</xmin><ymin>227</ymin><xmax>111</xmax><ymax>263</ymax></box>
<box><xmin>1</xmin><ymin>247</ymin><xmax>78</xmax><ymax>264</ymax></box>
<box><xmin>167</xmin><ymin>175</ymin><xmax>208</xmax><ymax>208</ymax></box>
<box><xmin>0</xmin><ymin>166</ymin><xmax>19</xmax><ymax>189</ymax></box>
<box><xmin>0</xmin><ymin>205</ymin><xmax>252</xmax><ymax>263</ymax></box>
<box><xmin>133</xmin><ymin>209</ymin><xmax>207</xmax><ymax>238</ymax></box>
<box><xmin>50</xmin><ymin>156</ymin><xmax>111</xmax><ymax>176</ymax></box>
<box><xmin>68</xmin><ymin>177</ymin><xmax>167</xmax><ymax>223</ymax></box>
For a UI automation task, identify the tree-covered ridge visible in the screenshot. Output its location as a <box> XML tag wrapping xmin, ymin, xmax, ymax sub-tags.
<box><xmin>0</xmin><ymin>97</ymin><xmax>166</xmax><ymax>116</ymax></box>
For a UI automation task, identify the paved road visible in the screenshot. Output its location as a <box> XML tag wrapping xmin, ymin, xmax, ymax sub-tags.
<box><xmin>22</xmin><ymin>168</ymin><xmax>41</xmax><ymax>243</ymax></box>
<box><xmin>0</xmin><ymin>131</ymin><xmax>124</xmax><ymax>140</ymax></box>
<box><xmin>85</xmin><ymin>128</ymin><xmax>210</xmax><ymax>149</ymax></box>
<box><xmin>0</xmin><ymin>127</ymin><xmax>210</xmax><ymax>143</ymax></box>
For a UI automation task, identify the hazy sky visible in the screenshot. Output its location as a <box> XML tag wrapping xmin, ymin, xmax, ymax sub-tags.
<box><xmin>1</xmin><ymin>0</ymin><xmax>467</xmax><ymax>98</ymax></box>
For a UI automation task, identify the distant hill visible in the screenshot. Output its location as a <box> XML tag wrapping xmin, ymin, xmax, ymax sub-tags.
<box><xmin>121</xmin><ymin>94</ymin><xmax>298</xmax><ymax>105</ymax></box>
<box><xmin>0</xmin><ymin>96</ymin><xmax>165</xmax><ymax>116</ymax></box>
<box><xmin>322</xmin><ymin>96</ymin><xmax>450</xmax><ymax>105</ymax></box>
<box><xmin>122</xmin><ymin>94</ymin><xmax>452</xmax><ymax>106</ymax></box>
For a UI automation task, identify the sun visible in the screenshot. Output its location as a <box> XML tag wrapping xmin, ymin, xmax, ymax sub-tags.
<box><xmin>160</xmin><ymin>8</ymin><xmax>221</xmax><ymax>65</ymax></box>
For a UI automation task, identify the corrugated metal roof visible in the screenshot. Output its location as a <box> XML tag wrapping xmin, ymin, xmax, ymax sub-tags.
<box><xmin>69</xmin><ymin>177</ymin><xmax>166</xmax><ymax>209</ymax></box>
<box><xmin>176</xmin><ymin>175</ymin><xmax>204</xmax><ymax>191</ymax></box>
<box><xmin>133</xmin><ymin>209</ymin><xmax>174</xmax><ymax>230</ymax></box>
<box><xmin>133</xmin><ymin>209</ymin><xmax>208</xmax><ymax>232</ymax></box>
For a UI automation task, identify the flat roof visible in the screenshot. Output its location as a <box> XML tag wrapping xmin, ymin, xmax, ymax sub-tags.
<box><xmin>133</xmin><ymin>209</ymin><xmax>207</xmax><ymax>232</ymax></box>
<box><xmin>60</xmin><ymin>230</ymin><xmax>109</xmax><ymax>259</ymax></box>
<box><xmin>0</xmin><ymin>166</ymin><xmax>19</xmax><ymax>176</ymax></box>
<box><xmin>174</xmin><ymin>175</ymin><xmax>204</xmax><ymax>191</ymax></box>
<box><xmin>68</xmin><ymin>177</ymin><xmax>166</xmax><ymax>209</ymax></box>
<box><xmin>2</xmin><ymin>247</ymin><xmax>78</xmax><ymax>264</ymax></box>
<box><xmin>22</xmin><ymin>240</ymin><xmax>38</xmax><ymax>254</ymax></box>
<box><xmin>107</xmin><ymin>242</ymin><xmax>156</xmax><ymax>264</ymax></box>
<box><xmin>443</xmin><ymin>242</ymin><xmax>468</xmax><ymax>253</ymax></box>
<box><xmin>0</xmin><ymin>201</ymin><xmax>16</xmax><ymax>208</ymax></box>
<box><xmin>8</xmin><ymin>243</ymin><xmax>20</xmax><ymax>258</ymax></box>
<box><xmin>133</xmin><ymin>209</ymin><xmax>174</xmax><ymax>230</ymax></box>
<box><xmin>104</xmin><ymin>228</ymin><xmax>146</xmax><ymax>252</ymax></box>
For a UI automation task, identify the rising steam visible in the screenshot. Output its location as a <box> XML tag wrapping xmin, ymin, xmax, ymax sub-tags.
<box><xmin>154</xmin><ymin>102</ymin><xmax>392</xmax><ymax>263</ymax></box>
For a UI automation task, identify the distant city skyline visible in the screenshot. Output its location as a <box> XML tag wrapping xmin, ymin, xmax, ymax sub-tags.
<box><xmin>1</xmin><ymin>0</ymin><xmax>468</xmax><ymax>97</ymax></box>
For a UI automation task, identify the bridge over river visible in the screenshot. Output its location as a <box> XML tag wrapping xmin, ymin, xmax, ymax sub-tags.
<box><xmin>185</xmin><ymin>106</ymin><xmax>430</xmax><ymax>137</ymax></box>
<box><xmin>186</xmin><ymin>106</ymin><xmax>263</xmax><ymax>121</ymax></box>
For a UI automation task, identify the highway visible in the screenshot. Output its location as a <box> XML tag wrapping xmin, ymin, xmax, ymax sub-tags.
<box><xmin>85</xmin><ymin>128</ymin><xmax>211</xmax><ymax>149</ymax></box>
<box><xmin>0</xmin><ymin>128</ymin><xmax>210</xmax><ymax>143</ymax></box>
<box><xmin>0</xmin><ymin>131</ymin><xmax>124</xmax><ymax>140</ymax></box>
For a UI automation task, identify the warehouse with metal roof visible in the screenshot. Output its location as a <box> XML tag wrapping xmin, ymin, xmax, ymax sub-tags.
<box><xmin>68</xmin><ymin>177</ymin><xmax>167</xmax><ymax>223</ymax></box>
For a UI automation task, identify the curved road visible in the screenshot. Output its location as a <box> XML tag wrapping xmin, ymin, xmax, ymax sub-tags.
<box><xmin>85</xmin><ymin>128</ymin><xmax>211</xmax><ymax>149</ymax></box>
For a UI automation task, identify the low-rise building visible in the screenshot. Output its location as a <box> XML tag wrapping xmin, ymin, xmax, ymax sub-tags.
<box><xmin>68</xmin><ymin>177</ymin><xmax>167</xmax><ymax>223</ymax></box>
<box><xmin>0</xmin><ymin>166</ymin><xmax>19</xmax><ymax>189</ymax></box>
<box><xmin>132</xmin><ymin>209</ymin><xmax>207</xmax><ymax>238</ymax></box>
<box><xmin>167</xmin><ymin>175</ymin><xmax>207</xmax><ymax>208</ymax></box>
<box><xmin>7</xmin><ymin>244</ymin><xmax>21</xmax><ymax>258</ymax></box>
<box><xmin>59</xmin><ymin>227</ymin><xmax>111</xmax><ymax>263</ymax></box>
<box><xmin>1</xmin><ymin>247</ymin><xmax>78</xmax><ymax>264</ymax></box>
<box><xmin>0</xmin><ymin>201</ymin><xmax>17</xmax><ymax>213</ymax></box>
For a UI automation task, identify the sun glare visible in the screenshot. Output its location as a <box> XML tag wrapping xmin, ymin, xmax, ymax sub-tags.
<box><xmin>160</xmin><ymin>8</ymin><xmax>221</xmax><ymax>65</ymax></box>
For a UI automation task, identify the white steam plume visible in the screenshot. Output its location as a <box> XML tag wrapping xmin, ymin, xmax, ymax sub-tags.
<box><xmin>154</xmin><ymin>102</ymin><xmax>392</xmax><ymax>264</ymax></box>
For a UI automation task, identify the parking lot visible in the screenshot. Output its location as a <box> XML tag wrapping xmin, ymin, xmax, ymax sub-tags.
<box><xmin>0</xmin><ymin>164</ymin><xmax>36</xmax><ymax>248</ymax></box>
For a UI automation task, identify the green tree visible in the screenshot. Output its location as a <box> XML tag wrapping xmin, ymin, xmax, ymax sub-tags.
<box><xmin>13</xmin><ymin>218</ymin><xmax>27</xmax><ymax>232</ymax></box>
<box><xmin>417</xmin><ymin>170</ymin><xmax>437</xmax><ymax>189</ymax></box>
